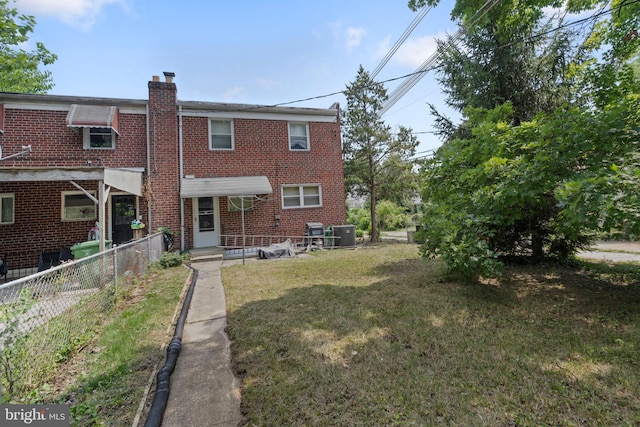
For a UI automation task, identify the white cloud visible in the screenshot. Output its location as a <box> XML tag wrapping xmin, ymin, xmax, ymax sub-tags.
<box><xmin>16</xmin><ymin>0</ymin><xmax>128</xmax><ymax>29</ymax></box>
<box><xmin>344</xmin><ymin>26</ymin><xmax>366</xmax><ymax>52</ymax></box>
<box><xmin>394</xmin><ymin>34</ymin><xmax>442</xmax><ymax>68</ymax></box>
<box><xmin>329</xmin><ymin>21</ymin><xmax>366</xmax><ymax>53</ymax></box>
<box><xmin>221</xmin><ymin>86</ymin><xmax>246</xmax><ymax>102</ymax></box>
<box><xmin>255</xmin><ymin>78</ymin><xmax>279</xmax><ymax>90</ymax></box>
<box><xmin>374</xmin><ymin>35</ymin><xmax>392</xmax><ymax>59</ymax></box>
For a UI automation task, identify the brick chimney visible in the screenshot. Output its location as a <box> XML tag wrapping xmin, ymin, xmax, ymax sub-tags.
<box><xmin>147</xmin><ymin>72</ymin><xmax>180</xmax><ymax>234</ymax></box>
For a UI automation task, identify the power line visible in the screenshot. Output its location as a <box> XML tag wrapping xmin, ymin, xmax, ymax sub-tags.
<box><xmin>218</xmin><ymin>0</ymin><xmax>638</xmax><ymax>115</ymax></box>
<box><xmin>371</xmin><ymin>6</ymin><xmax>432</xmax><ymax>80</ymax></box>
<box><xmin>379</xmin><ymin>0</ymin><xmax>502</xmax><ymax>117</ymax></box>
<box><xmin>379</xmin><ymin>0</ymin><xmax>640</xmax><ymax>116</ymax></box>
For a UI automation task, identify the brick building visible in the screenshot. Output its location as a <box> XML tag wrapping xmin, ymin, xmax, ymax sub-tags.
<box><xmin>0</xmin><ymin>72</ymin><xmax>346</xmax><ymax>269</ymax></box>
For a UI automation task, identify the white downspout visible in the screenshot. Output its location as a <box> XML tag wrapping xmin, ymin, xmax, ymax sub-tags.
<box><xmin>179</xmin><ymin>105</ymin><xmax>185</xmax><ymax>251</ymax></box>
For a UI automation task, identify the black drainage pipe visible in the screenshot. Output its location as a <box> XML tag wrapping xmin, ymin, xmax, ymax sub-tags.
<box><xmin>144</xmin><ymin>263</ymin><xmax>198</xmax><ymax>427</ymax></box>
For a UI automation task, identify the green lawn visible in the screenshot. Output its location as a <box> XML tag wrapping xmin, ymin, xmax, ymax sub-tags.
<box><xmin>223</xmin><ymin>244</ymin><xmax>640</xmax><ymax>426</ymax></box>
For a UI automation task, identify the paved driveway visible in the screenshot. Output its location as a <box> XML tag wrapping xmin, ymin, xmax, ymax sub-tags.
<box><xmin>382</xmin><ymin>232</ymin><xmax>640</xmax><ymax>263</ymax></box>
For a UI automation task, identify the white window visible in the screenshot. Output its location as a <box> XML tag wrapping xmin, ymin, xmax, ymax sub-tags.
<box><xmin>210</xmin><ymin>120</ymin><xmax>234</xmax><ymax>150</ymax></box>
<box><xmin>0</xmin><ymin>193</ymin><xmax>14</xmax><ymax>225</ymax></box>
<box><xmin>227</xmin><ymin>196</ymin><xmax>253</xmax><ymax>212</ymax></box>
<box><xmin>289</xmin><ymin>122</ymin><xmax>309</xmax><ymax>150</ymax></box>
<box><xmin>83</xmin><ymin>127</ymin><xmax>115</xmax><ymax>149</ymax></box>
<box><xmin>282</xmin><ymin>185</ymin><xmax>321</xmax><ymax>208</ymax></box>
<box><xmin>62</xmin><ymin>191</ymin><xmax>96</xmax><ymax>221</ymax></box>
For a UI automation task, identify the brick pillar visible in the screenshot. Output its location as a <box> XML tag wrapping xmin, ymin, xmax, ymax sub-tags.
<box><xmin>147</xmin><ymin>73</ymin><xmax>180</xmax><ymax>234</ymax></box>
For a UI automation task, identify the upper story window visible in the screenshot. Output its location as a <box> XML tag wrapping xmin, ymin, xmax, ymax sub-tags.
<box><xmin>84</xmin><ymin>127</ymin><xmax>116</xmax><ymax>149</ymax></box>
<box><xmin>282</xmin><ymin>185</ymin><xmax>321</xmax><ymax>208</ymax></box>
<box><xmin>62</xmin><ymin>191</ymin><xmax>96</xmax><ymax>221</ymax></box>
<box><xmin>210</xmin><ymin>119</ymin><xmax>234</xmax><ymax>150</ymax></box>
<box><xmin>0</xmin><ymin>193</ymin><xmax>14</xmax><ymax>225</ymax></box>
<box><xmin>67</xmin><ymin>104</ymin><xmax>119</xmax><ymax>148</ymax></box>
<box><xmin>289</xmin><ymin>122</ymin><xmax>309</xmax><ymax>151</ymax></box>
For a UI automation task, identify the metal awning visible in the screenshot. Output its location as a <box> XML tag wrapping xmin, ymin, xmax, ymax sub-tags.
<box><xmin>180</xmin><ymin>176</ymin><xmax>272</xmax><ymax>198</ymax></box>
<box><xmin>0</xmin><ymin>167</ymin><xmax>143</xmax><ymax>196</ymax></box>
<box><xmin>66</xmin><ymin>104</ymin><xmax>120</xmax><ymax>134</ymax></box>
<box><xmin>0</xmin><ymin>166</ymin><xmax>144</xmax><ymax>252</ymax></box>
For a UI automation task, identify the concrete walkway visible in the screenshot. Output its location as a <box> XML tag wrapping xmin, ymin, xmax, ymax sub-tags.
<box><xmin>161</xmin><ymin>259</ymin><xmax>242</xmax><ymax>427</ymax></box>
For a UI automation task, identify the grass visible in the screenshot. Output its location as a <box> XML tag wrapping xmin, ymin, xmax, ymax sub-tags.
<box><xmin>223</xmin><ymin>244</ymin><xmax>640</xmax><ymax>426</ymax></box>
<box><xmin>37</xmin><ymin>263</ymin><xmax>190</xmax><ymax>426</ymax></box>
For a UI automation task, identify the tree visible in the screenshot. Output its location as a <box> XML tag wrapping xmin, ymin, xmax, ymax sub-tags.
<box><xmin>342</xmin><ymin>65</ymin><xmax>418</xmax><ymax>242</ymax></box>
<box><xmin>0</xmin><ymin>0</ymin><xmax>56</xmax><ymax>93</ymax></box>
<box><xmin>409</xmin><ymin>0</ymin><xmax>640</xmax><ymax>278</ymax></box>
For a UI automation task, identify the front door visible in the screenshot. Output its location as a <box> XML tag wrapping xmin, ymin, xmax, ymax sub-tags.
<box><xmin>193</xmin><ymin>197</ymin><xmax>219</xmax><ymax>247</ymax></box>
<box><xmin>111</xmin><ymin>195</ymin><xmax>136</xmax><ymax>244</ymax></box>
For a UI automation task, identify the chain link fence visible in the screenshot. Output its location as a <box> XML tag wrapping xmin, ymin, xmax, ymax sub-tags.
<box><xmin>0</xmin><ymin>232</ymin><xmax>166</xmax><ymax>401</ymax></box>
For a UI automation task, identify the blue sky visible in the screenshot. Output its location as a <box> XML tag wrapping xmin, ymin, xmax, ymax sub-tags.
<box><xmin>15</xmin><ymin>0</ymin><xmax>460</xmax><ymax>153</ymax></box>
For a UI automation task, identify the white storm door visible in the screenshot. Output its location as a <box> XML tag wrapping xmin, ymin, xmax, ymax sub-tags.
<box><xmin>193</xmin><ymin>196</ymin><xmax>220</xmax><ymax>247</ymax></box>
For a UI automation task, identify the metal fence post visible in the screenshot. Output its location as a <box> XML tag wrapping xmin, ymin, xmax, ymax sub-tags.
<box><xmin>113</xmin><ymin>248</ymin><xmax>118</xmax><ymax>303</ymax></box>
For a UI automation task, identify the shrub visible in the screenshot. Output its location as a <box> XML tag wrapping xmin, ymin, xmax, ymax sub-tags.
<box><xmin>376</xmin><ymin>200</ymin><xmax>410</xmax><ymax>231</ymax></box>
<box><xmin>158</xmin><ymin>252</ymin><xmax>183</xmax><ymax>268</ymax></box>
<box><xmin>347</xmin><ymin>207</ymin><xmax>371</xmax><ymax>233</ymax></box>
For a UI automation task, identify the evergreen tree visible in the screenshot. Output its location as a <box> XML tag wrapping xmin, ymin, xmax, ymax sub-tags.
<box><xmin>342</xmin><ymin>66</ymin><xmax>418</xmax><ymax>241</ymax></box>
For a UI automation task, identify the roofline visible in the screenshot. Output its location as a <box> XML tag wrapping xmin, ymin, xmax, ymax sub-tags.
<box><xmin>177</xmin><ymin>100</ymin><xmax>339</xmax><ymax>117</ymax></box>
<box><xmin>0</xmin><ymin>92</ymin><xmax>340</xmax><ymax>117</ymax></box>
<box><xmin>0</xmin><ymin>91</ymin><xmax>147</xmax><ymax>108</ymax></box>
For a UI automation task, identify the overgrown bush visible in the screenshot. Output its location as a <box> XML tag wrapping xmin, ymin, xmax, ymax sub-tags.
<box><xmin>347</xmin><ymin>206</ymin><xmax>371</xmax><ymax>234</ymax></box>
<box><xmin>418</xmin><ymin>207</ymin><xmax>502</xmax><ymax>282</ymax></box>
<box><xmin>0</xmin><ymin>289</ymin><xmax>37</xmax><ymax>402</ymax></box>
<box><xmin>158</xmin><ymin>252</ymin><xmax>183</xmax><ymax>268</ymax></box>
<box><xmin>376</xmin><ymin>200</ymin><xmax>410</xmax><ymax>231</ymax></box>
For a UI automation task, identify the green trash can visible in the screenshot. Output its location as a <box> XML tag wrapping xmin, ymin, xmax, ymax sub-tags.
<box><xmin>70</xmin><ymin>240</ymin><xmax>112</xmax><ymax>259</ymax></box>
<box><xmin>324</xmin><ymin>227</ymin><xmax>334</xmax><ymax>247</ymax></box>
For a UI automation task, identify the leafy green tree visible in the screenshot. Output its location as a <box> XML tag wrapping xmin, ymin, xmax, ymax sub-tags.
<box><xmin>347</xmin><ymin>205</ymin><xmax>371</xmax><ymax>234</ymax></box>
<box><xmin>342</xmin><ymin>65</ymin><xmax>418</xmax><ymax>242</ymax></box>
<box><xmin>409</xmin><ymin>0</ymin><xmax>640</xmax><ymax>278</ymax></box>
<box><xmin>376</xmin><ymin>200</ymin><xmax>410</xmax><ymax>231</ymax></box>
<box><xmin>376</xmin><ymin>128</ymin><xmax>421</xmax><ymax>208</ymax></box>
<box><xmin>0</xmin><ymin>0</ymin><xmax>56</xmax><ymax>93</ymax></box>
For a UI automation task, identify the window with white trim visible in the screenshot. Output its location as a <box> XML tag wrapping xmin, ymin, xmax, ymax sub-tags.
<box><xmin>62</xmin><ymin>191</ymin><xmax>97</xmax><ymax>221</ymax></box>
<box><xmin>288</xmin><ymin>122</ymin><xmax>309</xmax><ymax>150</ymax></box>
<box><xmin>83</xmin><ymin>127</ymin><xmax>116</xmax><ymax>149</ymax></box>
<box><xmin>282</xmin><ymin>185</ymin><xmax>321</xmax><ymax>208</ymax></box>
<box><xmin>228</xmin><ymin>196</ymin><xmax>253</xmax><ymax>212</ymax></box>
<box><xmin>0</xmin><ymin>193</ymin><xmax>14</xmax><ymax>225</ymax></box>
<box><xmin>210</xmin><ymin>119</ymin><xmax>234</xmax><ymax>150</ymax></box>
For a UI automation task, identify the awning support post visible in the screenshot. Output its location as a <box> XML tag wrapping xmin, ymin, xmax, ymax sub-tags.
<box><xmin>241</xmin><ymin>195</ymin><xmax>246</xmax><ymax>266</ymax></box>
<box><xmin>99</xmin><ymin>181</ymin><xmax>106</xmax><ymax>252</ymax></box>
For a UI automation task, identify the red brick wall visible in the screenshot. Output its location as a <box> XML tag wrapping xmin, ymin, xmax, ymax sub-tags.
<box><xmin>0</xmin><ymin>181</ymin><xmax>100</xmax><ymax>268</ymax></box>
<box><xmin>0</xmin><ymin>108</ymin><xmax>147</xmax><ymax>168</ymax></box>
<box><xmin>147</xmin><ymin>81</ymin><xmax>181</xmax><ymax>234</ymax></box>
<box><xmin>0</xmin><ymin>105</ymin><xmax>148</xmax><ymax>263</ymax></box>
<box><xmin>0</xmin><ymin>85</ymin><xmax>347</xmax><ymax>258</ymax></box>
<box><xmin>182</xmin><ymin>116</ymin><xmax>346</xmax><ymax>239</ymax></box>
